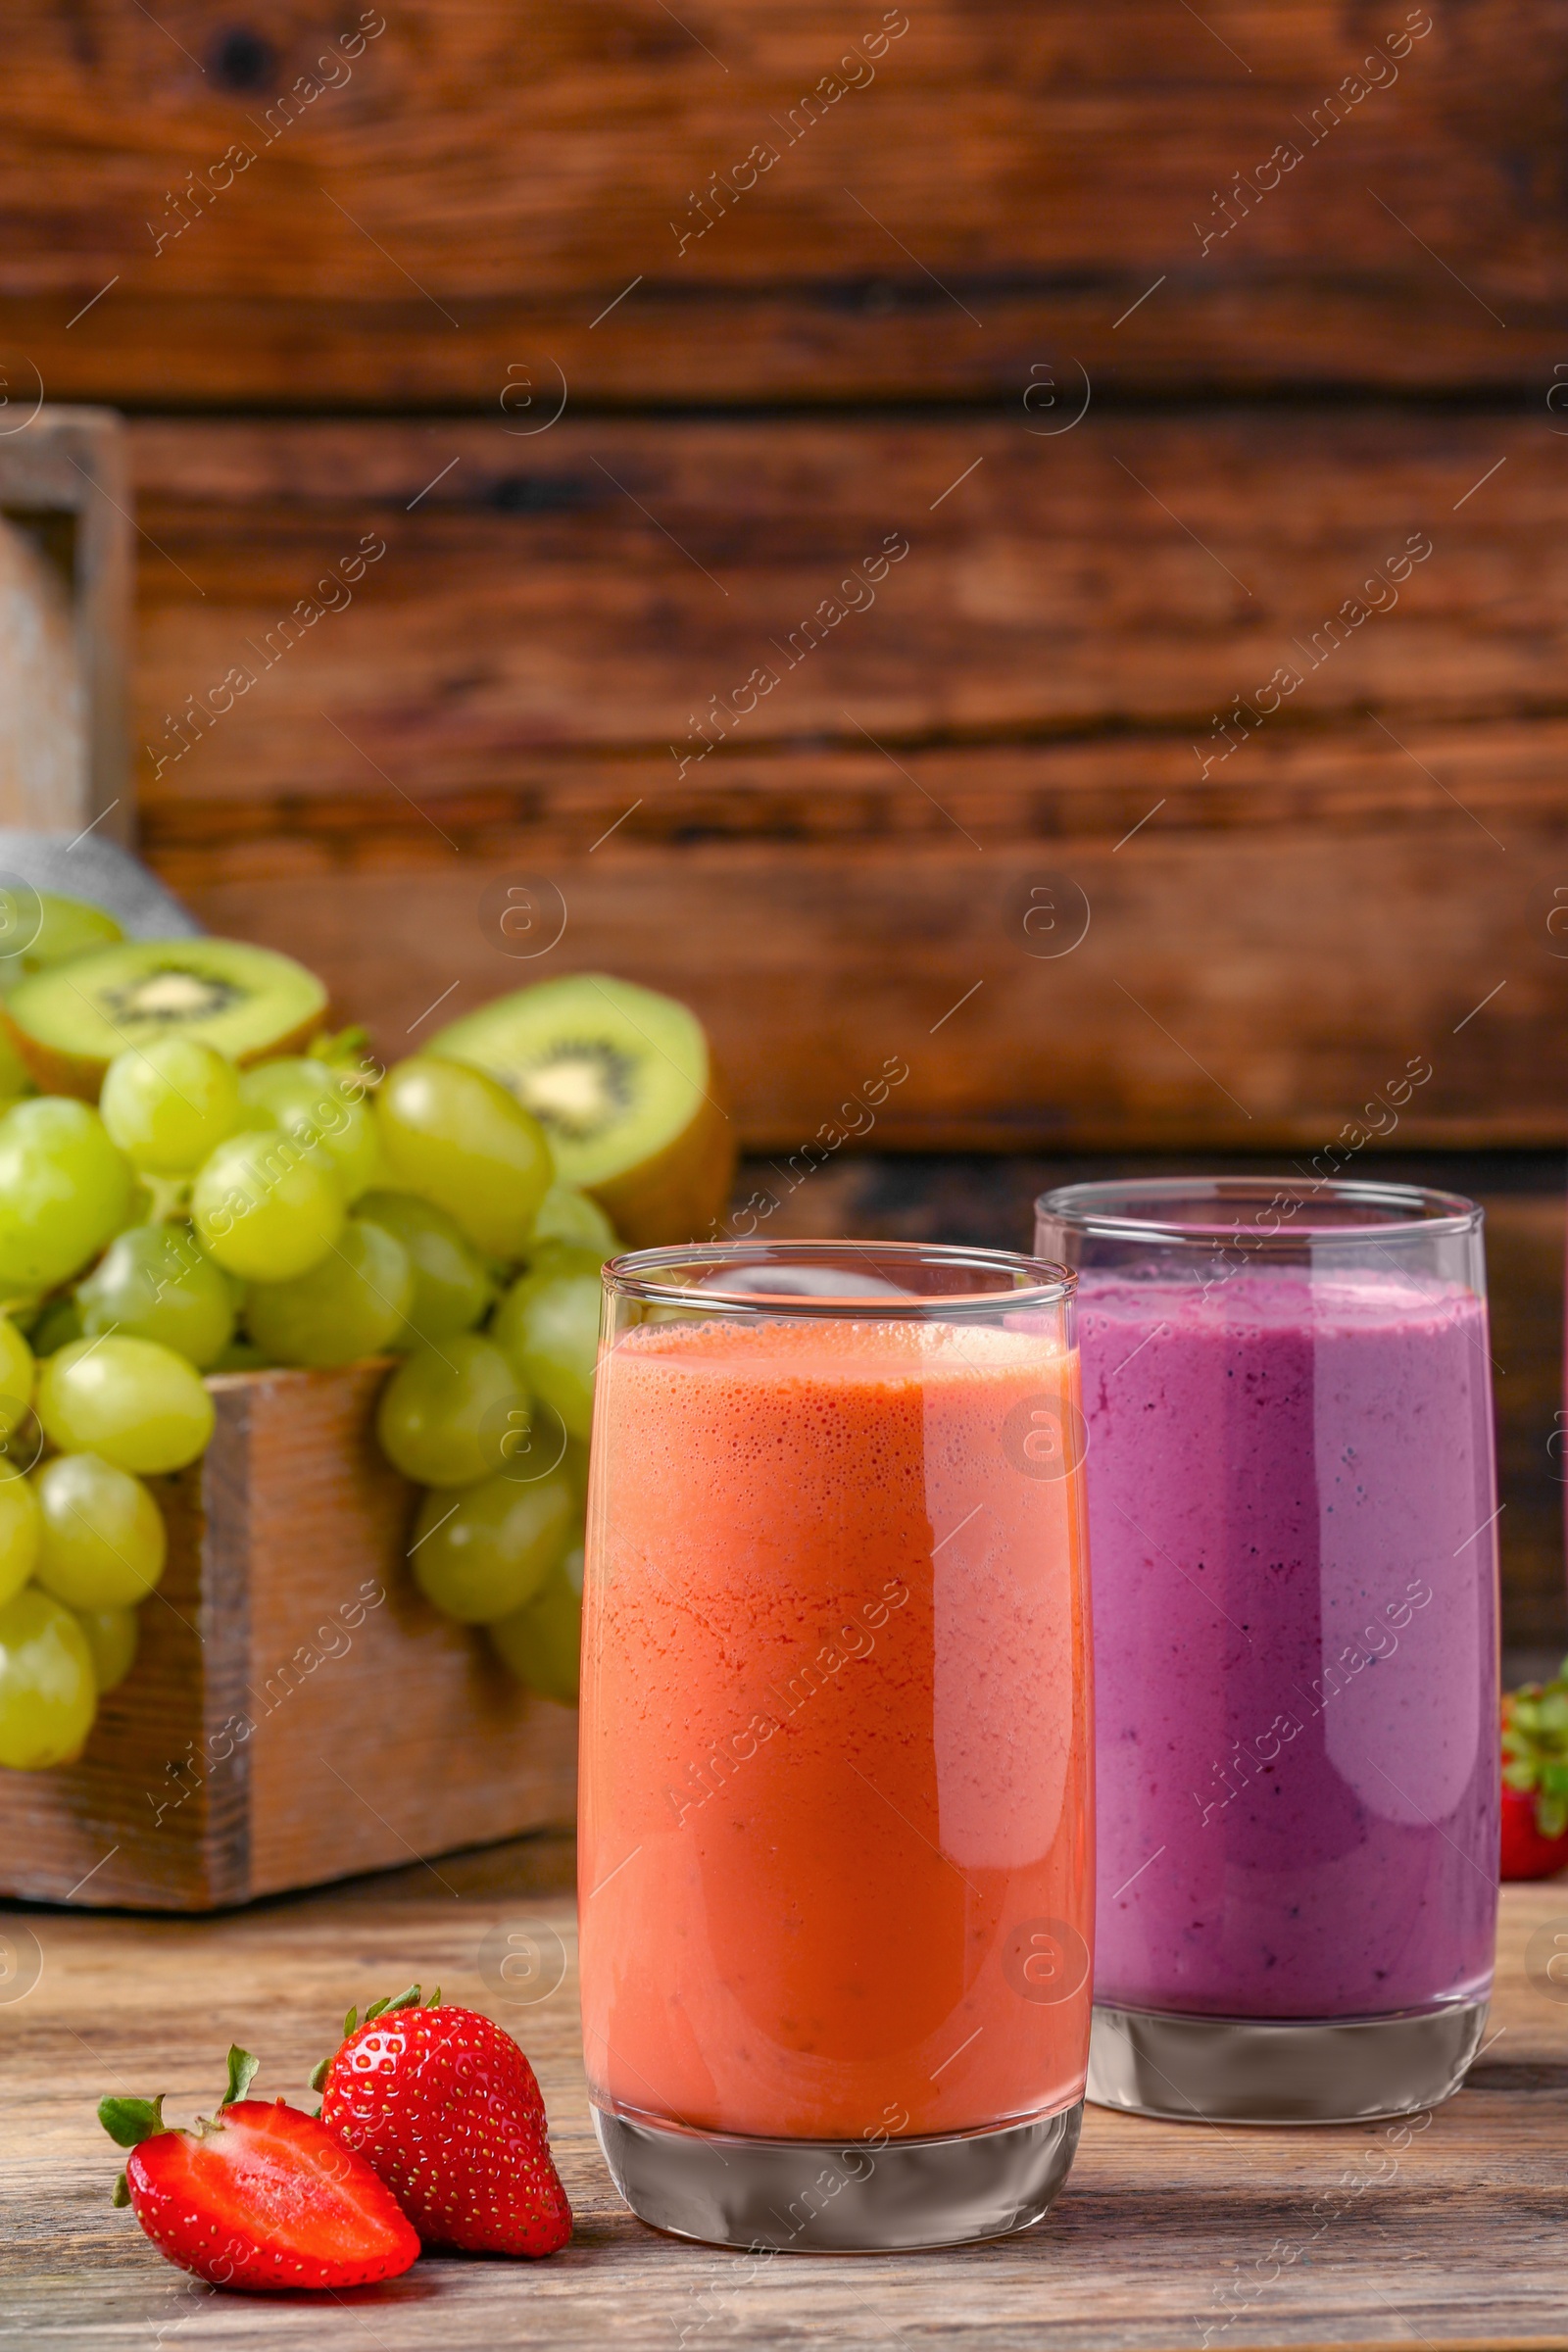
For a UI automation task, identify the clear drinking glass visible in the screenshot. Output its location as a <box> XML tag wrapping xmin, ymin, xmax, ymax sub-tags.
<box><xmin>578</xmin><ymin>1241</ymin><xmax>1094</xmax><ymax>2250</ymax></box>
<box><xmin>1035</xmin><ymin>1178</ymin><xmax>1499</xmax><ymax>2125</ymax></box>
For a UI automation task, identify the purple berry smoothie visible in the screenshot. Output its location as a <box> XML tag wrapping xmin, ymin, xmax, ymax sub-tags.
<box><xmin>1077</xmin><ymin>1266</ymin><xmax>1498</xmax><ymax>2019</ymax></box>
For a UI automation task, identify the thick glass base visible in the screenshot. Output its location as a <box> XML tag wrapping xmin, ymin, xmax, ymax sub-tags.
<box><xmin>1087</xmin><ymin>1998</ymin><xmax>1489</xmax><ymax>2125</ymax></box>
<box><xmin>591</xmin><ymin>2100</ymin><xmax>1083</xmax><ymax>2251</ymax></box>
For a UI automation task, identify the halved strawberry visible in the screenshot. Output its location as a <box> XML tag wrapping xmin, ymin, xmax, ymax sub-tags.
<box><xmin>1501</xmin><ymin>1660</ymin><xmax>1568</xmax><ymax>1881</ymax></box>
<box><xmin>316</xmin><ymin>1984</ymin><xmax>571</xmax><ymax>2257</ymax></box>
<box><xmin>100</xmin><ymin>2045</ymin><xmax>419</xmax><ymax>2291</ymax></box>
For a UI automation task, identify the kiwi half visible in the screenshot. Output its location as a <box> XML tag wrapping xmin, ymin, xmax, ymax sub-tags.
<box><xmin>431</xmin><ymin>974</ymin><xmax>734</xmax><ymax>1249</ymax></box>
<box><xmin>5</xmin><ymin>938</ymin><xmax>327</xmax><ymax>1101</ymax></box>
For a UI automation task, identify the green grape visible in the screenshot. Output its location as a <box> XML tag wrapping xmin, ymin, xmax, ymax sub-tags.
<box><xmin>238</xmin><ymin>1058</ymin><xmax>382</xmax><ymax>1202</ymax></box>
<box><xmin>0</xmin><ymin>1587</ymin><xmax>97</xmax><ymax>1768</ymax></box>
<box><xmin>32</xmin><ymin>1451</ymin><xmax>167</xmax><ymax>1606</ymax></box>
<box><xmin>355</xmin><ymin>1190</ymin><xmax>495</xmax><ymax>1346</ymax></box>
<box><xmin>0</xmin><ymin>1098</ymin><xmax>133</xmax><ymax>1291</ymax></box>
<box><xmin>0</xmin><ymin>1467</ymin><xmax>41</xmax><ymax>1607</ymax></box>
<box><xmin>99</xmin><ymin>1036</ymin><xmax>242</xmax><ymax>1177</ymax></box>
<box><xmin>246</xmin><ymin>1217</ymin><xmax>413</xmax><ymax>1368</ymax></box>
<box><xmin>37</xmin><ymin>1337</ymin><xmax>214</xmax><ymax>1476</ymax></box>
<box><xmin>375</xmin><ymin>1334</ymin><xmax>523</xmax><ymax>1488</ymax></box>
<box><xmin>410</xmin><ymin>1471</ymin><xmax>576</xmax><ymax>1624</ymax></box>
<box><xmin>190</xmin><ymin>1127</ymin><xmax>345</xmax><ymax>1282</ymax></box>
<box><xmin>526</xmin><ymin>1183</ymin><xmax>618</xmax><ymax>1262</ymax></box>
<box><xmin>76</xmin><ymin>1224</ymin><xmax>235</xmax><ymax>1370</ymax></box>
<box><xmin>73</xmin><ymin>1602</ymin><xmax>139</xmax><ymax>1694</ymax></box>
<box><xmin>0</xmin><ymin>1313</ymin><xmax>33</xmax><ymax>1436</ymax></box>
<box><xmin>374</xmin><ymin>1055</ymin><xmax>553</xmax><ymax>1259</ymax></box>
<box><xmin>28</xmin><ymin>1298</ymin><xmax>82</xmax><ymax>1357</ymax></box>
<box><xmin>493</xmin><ymin>1247</ymin><xmax>603</xmax><ymax>1443</ymax></box>
<box><xmin>488</xmin><ymin>1544</ymin><xmax>583</xmax><ymax>1705</ymax></box>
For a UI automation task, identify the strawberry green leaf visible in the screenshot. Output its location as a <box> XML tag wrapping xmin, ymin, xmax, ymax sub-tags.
<box><xmin>308</xmin><ymin>2056</ymin><xmax>331</xmax><ymax>2092</ymax></box>
<box><xmin>363</xmin><ymin>1997</ymin><xmax>391</xmax><ymax>2023</ymax></box>
<box><xmin>1503</xmin><ymin>1661</ymin><xmax>1568</xmax><ymax>1839</ymax></box>
<box><xmin>343</xmin><ymin>2005</ymin><xmax>358</xmax><ymax>2037</ymax></box>
<box><xmin>111</xmin><ymin>2172</ymin><xmax>129</xmax><ymax>2208</ymax></box>
<box><xmin>223</xmin><ymin>2047</ymin><xmax>260</xmax><ymax>2108</ymax></box>
<box><xmin>385</xmin><ymin>1984</ymin><xmax>422</xmax><ymax>2013</ymax></box>
<box><xmin>98</xmin><ymin>2094</ymin><xmax>166</xmax><ymax>2149</ymax></box>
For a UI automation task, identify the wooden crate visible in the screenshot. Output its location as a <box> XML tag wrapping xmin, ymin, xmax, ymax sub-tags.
<box><xmin>0</xmin><ymin>1359</ymin><xmax>578</xmax><ymax>1911</ymax></box>
<box><xmin>0</xmin><ymin>405</ymin><xmax>130</xmax><ymax>841</ymax></box>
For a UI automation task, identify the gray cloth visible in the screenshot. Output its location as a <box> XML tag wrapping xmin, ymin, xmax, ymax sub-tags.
<box><xmin>0</xmin><ymin>831</ymin><xmax>200</xmax><ymax>938</ymax></box>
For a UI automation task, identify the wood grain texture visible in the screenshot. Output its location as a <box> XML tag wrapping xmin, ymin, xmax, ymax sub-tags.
<box><xmin>0</xmin><ymin>1361</ymin><xmax>578</xmax><ymax>1911</ymax></box>
<box><xmin>2</xmin><ymin>1</ymin><xmax>1561</xmax><ymax>401</ymax></box>
<box><xmin>175</xmin><ymin>828</ymin><xmax>1565</xmax><ymax>1153</ymax></box>
<box><xmin>4</xmin><ymin>1853</ymin><xmax>1568</xmax><ymax>2346</ymax></box>
<box><xmin>127</xmin><ymin>410</ymin><xmax>1562</xmax><ymax>803</ymax></box>
<box><xmin>118</xmin><ymin>409</ymin><xmax>1568</xmax><ymax>1151</ymax></box>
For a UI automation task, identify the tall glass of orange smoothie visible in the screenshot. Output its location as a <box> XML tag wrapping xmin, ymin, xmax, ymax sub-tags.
<box><xmin>579</xmin><ymin>1242</ymin><xmax>1093</xmax><ymax>2252</ymax></box>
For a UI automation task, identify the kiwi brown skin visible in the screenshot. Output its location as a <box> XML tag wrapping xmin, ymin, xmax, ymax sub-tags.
<box><xmin>585</xmin><ymin>1081</ymin><xmax>736</xmax><ymax>1250</ymax></box>
<box><xmin>1</xmin><ymin>1004</ymin><xmax>328</xmax><ymax>1104</ymax></box>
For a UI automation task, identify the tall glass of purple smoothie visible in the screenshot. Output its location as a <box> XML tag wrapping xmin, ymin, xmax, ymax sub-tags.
<box><xmin>1035</xmin><ymin>1178</ymin><xmax>1499</xmax><ymax>2125</ymax></box>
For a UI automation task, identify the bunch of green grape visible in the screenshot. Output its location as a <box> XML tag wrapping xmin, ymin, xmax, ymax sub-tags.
<box><xmin>0</xmin><ymin>1039</ymin><xmax>605</xmax><ymax>1771</ymax></box>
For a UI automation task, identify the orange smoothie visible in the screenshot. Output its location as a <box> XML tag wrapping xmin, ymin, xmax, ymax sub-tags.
<box><xmin>578</xmin><ymin>1314</ymin><xmax>1093</xmax><ymax>2142</ymax></box>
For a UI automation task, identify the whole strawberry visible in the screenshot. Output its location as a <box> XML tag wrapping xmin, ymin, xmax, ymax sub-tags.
<box><xmin>100</xmin><ymin>2046</ymin><xmax>418</xmax><ymax>2291</ymax></box>
<box><xmin>1502</xmin><ymin>1660</ymin><xmax>1568</xmax><ymax>1879</ymax></box>
<box><xmin>316</xmin><ymin>1984</ymin><xmax>571</xmax><ymax>2256</ymax></box>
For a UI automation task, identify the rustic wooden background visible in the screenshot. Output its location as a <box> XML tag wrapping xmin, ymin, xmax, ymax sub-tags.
<box><xmin>2</xmin><ymin>0</ymin><xmax>1564</xmax><ymax>1641</ymax></box>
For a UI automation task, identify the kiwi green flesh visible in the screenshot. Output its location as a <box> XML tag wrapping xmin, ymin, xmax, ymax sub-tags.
<box><xmin>0</xmin><ymin>894</ymin><xmax>124</xmax><ymax>997</ymax></box>
<box><xmin>432</xmin><ymin>974</ymin><xmax>710</xmax><ymax>1192</ymax></box>
<box><xmin>6</xmin><ymin>938</ymin><xmax>327</xmax><ymax>1089</ymax></box>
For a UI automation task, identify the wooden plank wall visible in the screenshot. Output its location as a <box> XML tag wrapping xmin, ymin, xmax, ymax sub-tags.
<box><xmin>3</xmin><ymin>1</ymin><xmax>1565</xmax><ymax>1625</ymax></box>
<box><xmin>5</xmin><ymin>0</ymin><xmax>1565</xmax><ymax>1146</ymax></box>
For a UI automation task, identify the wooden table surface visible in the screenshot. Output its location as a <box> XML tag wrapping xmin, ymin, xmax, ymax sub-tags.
<box><xmin>3</xmin><ymin>1837</ymin><xmax>1567</xmax><ymax>2350</ymax></box>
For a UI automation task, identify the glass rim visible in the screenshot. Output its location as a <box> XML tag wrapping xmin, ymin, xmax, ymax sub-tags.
<box><xmin>601</xmin><ymin>1239</ymin><xmax>1077</xmax><ymax>1315</ymax></box>
<box><xmin>1035</xmin><ymin>1175</ymin><xmax>1484</xmax><ymax>1249</ymax></box>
